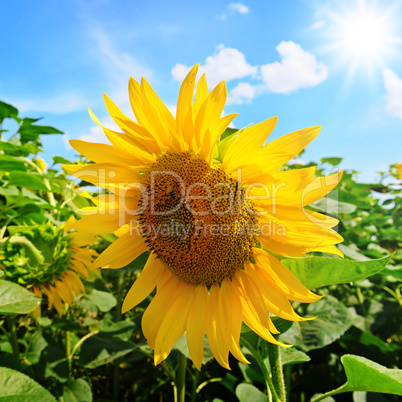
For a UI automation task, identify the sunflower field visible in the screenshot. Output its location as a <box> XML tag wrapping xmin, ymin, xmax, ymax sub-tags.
<box><xmin>0</xmin><ymin>73</ymin><xmax>401</xmax><ymax>402</ymax></box>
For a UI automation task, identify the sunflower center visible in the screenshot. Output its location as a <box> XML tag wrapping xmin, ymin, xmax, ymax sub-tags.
<box><xmin>138</xmin><ymin>152</ymin><xmax>259</xmax><ymax>286</ymax></box>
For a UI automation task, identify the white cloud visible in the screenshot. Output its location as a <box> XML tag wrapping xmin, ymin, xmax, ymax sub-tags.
<box><xmin>227</xmin><ymin>82</ymin><xmax>257</xmax><ymax>104</ymax></box>
<box><xmin>383</xmin><ymin>69</ymin><xmax>402</xmax><ymax>119</ymax></box>
<box><xmin>260</xmin><ymin>41</ymin><xmax>328</xmax><ymax>94</ymax></box>
<box><xmin>171</xmin><ymin>45</ymin><xmax>257</xmax><ymax>87</ymax></box>
<box><xmin>311</xmin><ymin>20</ymin><xmax>325</xmax><ymax>29</ymax></box>
<box><xmin>10</xmin><ymin>93</ymin><xmax>89</xmax><ymax>114</ymax></box>
<box><xmin>228</xmin><ymin>3</ymin><xmax>249</xmax><ymax>14</ymax></box>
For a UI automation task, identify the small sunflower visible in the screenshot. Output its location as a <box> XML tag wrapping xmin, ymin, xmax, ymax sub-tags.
<box><xmin>64</xmin><ymin>65</ymin><xmax>343</xmax><ymax>370</ymax></box>
<box><xmin>396</xmin><ymin>162</ymin><xmax>402</xmax><ymax>179</ymax></box>
<box><xmin>1</xmin><ymin>218</ymin><xmax>97</xmax><ymax>316</ymax></box>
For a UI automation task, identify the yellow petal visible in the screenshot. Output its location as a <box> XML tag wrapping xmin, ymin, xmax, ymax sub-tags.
<box><xmin>223</xmin><ymin>116</ymin><xmax>278</xmax><ymax>171</ymax></box>
<box><xmin>92</xmin><ymin>231</ymin><xmax>147</xmax><ymax>269</ymax></box>
<box><xmin>142</xmin><ymin>273</ymin><xmax>177</xmax><ymax>349</ymax></box>
<box><xmin>121</xmin><ymin>253</ymin><xmax>166</xmax><ymax>313</ymax></box>
<box><xmin>194</xmin><ymin>81</ymin><xmax>227</xmax><ymax>150</ymax></box>
<box><xmin>154</xmin><ymin>282</ymin><xmax>195</xmax><ymax>365</ymax></box>
<box><xmin>253</xmin><ymin>249</ymin><xmax>322</xmax><ymax>303</ymax></box>
<box><xmin>186</xmin><ymin>284</ymin><xmax>209</xmax><ymax>370</ymax></box>
<box><xmin>219</xmin><ymin>279</ymin><xmax>250</xmax><ymax>364</ymax></box>
<box><xmin>206</xmin><ymin>283</ymin><xmax>230</xmax><ymax>370</ymax></box>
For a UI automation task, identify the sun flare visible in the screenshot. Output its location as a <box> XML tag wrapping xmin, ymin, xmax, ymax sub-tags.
<box><xmin>327</xmin><ymin>0</ymin><xmax>398</xmax><ymax>73</ymax></box>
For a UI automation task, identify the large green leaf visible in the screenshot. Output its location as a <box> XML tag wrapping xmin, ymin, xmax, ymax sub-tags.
<box><xmin>311</xmin><ymin>355</ymin><xmax>402</xmax><ymax>401</ymax></box>
<box><xmin>236</xmin><ymin>384</ymin><xmax>267</xmax><ymax>402</ymax></box>
<box><xmin>280</xmin><ymin>347</ymin><xmax>310</xmax><ymax>365</ymax></box>
<box><xmin>0</xmin><ymin>281</ymin><xmax>41</xmax><ymax>314</ymax></box>
<box><xmin>62</xmin><ymin>379</ymin><xmax>92</xmax><ymax>402</ymax></box>
<box><xmin>310</xmin><ymin>197</ymin><xmax>357</xmax><ymax>214</ymax></box>
<box><xmin>0</xmin><ymin>366</ymin><xmax>56</xmax><ymax>401</ymax></box>
<box><xmin>84</xmin><ymin>290</ymin><xmax>117</xmax><ymax>312</ymax></box>
<box><xmin>9</xmin><ymin>172</ymin><xmax>49</xmax><ymax>191</ymax></box>
<box><xmin>280</xmin><ymin>295</ymin><xmax>353</xmax><ymax>351</ymax></box>
<box><xmin>0</xmin><ymin>155</ymin><xmax>27</xmax><ymax>172</ymax></box>
<box><xmin>282</xmin><ymin>255</ymin><xmax>392</xmax><ymax>289</ymax></box>
<box><xmin>78</xmin><ymin>333</ymin><xmax>135</xmax><ymax>368</ymax></box>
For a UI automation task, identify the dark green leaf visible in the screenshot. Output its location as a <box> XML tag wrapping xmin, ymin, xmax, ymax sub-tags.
<box><xmin>78</xmin><ymin>334</ymin><xmax>135</xmax><ymax>368</ymax></box>
<box><xmin>280</xmin><ymin>295</ymin><xmax>353</xmax><ymax>351</ymax></box>
<box><xmin>0</xmin><ymin>366</ymin><xmax>57</xmax><ymax>401</ymax></box>
<box><xmin>282</xmin><ymin>255</ymin><xmax>392</xmax><ymax>289</ymax></box>
<box><xmin>0</xmin><ymin>280</ymin><xmax>41</xmax><ymax>314</ymax></box>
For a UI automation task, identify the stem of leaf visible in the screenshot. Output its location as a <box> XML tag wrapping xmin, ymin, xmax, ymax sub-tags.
<box><xmin>7</xmin><ymin>317</ymin><xmax>20</xmax><ymax>361</ymax></box>
<box><xmin>267</xmin><ymin>343</ymin><xmax>286</xmax><ymax>402</ymax></box>
<box><xmin>190</xmin><ymin>368</ymin><xmax>200</xmax><ymax>402</ymax></box>
<box><xmin>240</xmin><ymin>337</ymin><xmax>279</xmax><ymax>402</ymax></box>
<box><xmin>113</xmin><ymin>271</ymin><xmax>125</xmax><ymax>401</ymax></box>
<box><xmin>176</xmin><ymin>351</ymin><xmax>187</xmax><ymax>402</ymax></box>
<box><xmin>66</xmin><ymin>330</ymin><xmax>72</xmax><ymax>378</ymax></box>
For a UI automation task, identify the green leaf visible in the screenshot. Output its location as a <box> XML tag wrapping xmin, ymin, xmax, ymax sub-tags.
<box><xmin>0</xmin><ymin>155</ymin><xmax>27</xmax><ymax>172</ymax></box>
<box><xmin>62</xmin><ymin>379</ymin><xmax>92</xmax><ymax>402</ymax></box>
<box><xmin>53</xmin><ymin>156</ymin><xmax>72</xmax><ymax>165</ymax></box>
<box><xmin>310</xmin><ymin>197</ymin><xmax>357</xmax><ymax>214</ymax></box>
<box><xmin>280</xmin><ymin>295</ymin><xmax>353</xmax><ymax>351</ymax></box>
<box><xmin>280</xmin><ymin>347</ymin><xmax>310</xmax><ymax>365</ymax></box>
<box><xmin>282</xmin><ymin>255</ymin><xmax>392</xmax><ymax>289</ymax></box>
<box><xmin>8</xmin><ymin>172</ymin><xmax>49</xmax><ymax>191</ymax></box>
<box><xmin>320</xmin><ymin>157</ymin><xmax>342</xmax><ymax>166</ymax></box>
<box><xmin>0</xmin><ymin>101</ymin><xmax>18</xmax><ymax>123</ymax></box>
<box><xmin>0</xmin><ymin>366</ymin><xmax>57</xmax><ymax>401</ymax></box>
<box><xmin>311</xmin><ymin>355</ymin><xmax>402</xmax><ymax>401</ymax></box>
<box><xmin>270</xmin><ymin>317</ymin><xmax>293</xmax><ymax>334</ymax></box>
<box><xmin>173</xmin><ymin>333</ymin><xmax>215</xmax><ymax>365</ymax></box>
<box><xmin>235</xmin><ymin>383</ymin><xmax>267</xmax><ymax>402</ymax></box>
<box><xmin>19</xmin><ymin>122</ymin><xmax>63</xmax><ymax>143</ymax></box>
<box><xmin>85</xmin><ymin>290</ymin><xmax>117</xmax><ymax>312</ymax></box>
<box><xmin>78</xmin><ymin>334</ymin><xmax>135</xmax><ymax>368</ymax></box>
<box><xmin>0</xmin><ymin>281</ymin><xmax>41</xmax><ymax>314</ymax></box>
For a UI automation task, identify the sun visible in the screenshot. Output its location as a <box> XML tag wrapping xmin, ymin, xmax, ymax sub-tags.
<box><xmin>326</xmin><ymin>0</ymin><xmax>398</xmax><ymax>74</ymax></box>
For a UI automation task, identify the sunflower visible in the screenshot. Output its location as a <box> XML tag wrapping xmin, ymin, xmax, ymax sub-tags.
<box><xmin>64</xmin><ymin>65</ymin><xmax>343</xmax><ymax>370</ymax></box>
<box><xmin>1</xmin><ymin>218</ymin><xmax>98</xmax><ymax>316</ymax></box>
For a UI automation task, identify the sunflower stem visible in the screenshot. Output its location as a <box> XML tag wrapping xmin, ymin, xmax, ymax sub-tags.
<box><xmin>267</xmin><ymin>343</ymin><xmax>286</xmax><ymax>402</ymax></box>
<box><xmin>176</xmin><ymin>351</ymin><xmax>187</xmax><ymax>402</ymax></box>
<box><xmin>240</xmin><ymin>337</ymin><xmax>279</xmax><ymax>402</ymax></box>
<box><xmin>7</xmin><ymin>317</ymin><xmax>20</xmax><ymax>362</ymax></box>
<box><xmin>190</xmin><ymin>367</ymin><xmax>200</xmax><ymax>402</ymax></box>
<box><xmin>66</xmin><ymin>330</ymin><xmax>72</xmax><ymax>378</ymax></box>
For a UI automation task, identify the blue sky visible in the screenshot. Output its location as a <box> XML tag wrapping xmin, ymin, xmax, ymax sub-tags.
<box><xmin>1</xmin><ymin>0</ymin><xmax>402</xmax><ymax>181</ymax></box>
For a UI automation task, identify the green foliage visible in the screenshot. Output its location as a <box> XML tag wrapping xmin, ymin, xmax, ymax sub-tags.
<box><xmin>312</xmin><ymin>355</ymin><xmax>402</xmax><ymax>401</ymax></box>
<box><xmin>0</xmin><ymin>105</ymin><xmax>400</xmax><ymax>401</ymax></box>
<box><xmin>0</xmin><ymin>281</ymin><xmax>40</xmax><ymax>314</ymax></box>
<box><xmin>0</xmin><ymin>366</ymin><xmax>57</xmax><ymax>401</ymax></box>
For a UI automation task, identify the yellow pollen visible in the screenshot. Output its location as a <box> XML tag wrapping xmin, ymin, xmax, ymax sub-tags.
<box><xmin>139</xmin><ymin>152</ymin><xmax>259</xmax><ymax>286</ymax></box>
